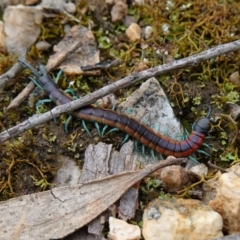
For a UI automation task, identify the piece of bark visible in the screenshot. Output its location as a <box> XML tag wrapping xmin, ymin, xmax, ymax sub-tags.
<box><xmin>0</xmin><ymin>157</ymin><xmax>186</xmax><ymax>240</ymax></box>
<box><xmin>79</xmin><ymin>141</ymin><xmax>137</xmax><ymax>238</ymax></box>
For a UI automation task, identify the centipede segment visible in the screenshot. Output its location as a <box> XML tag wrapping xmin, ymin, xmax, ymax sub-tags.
<box><xmin>20</xmin><ymin>60</ymin><xmax>211</xmax><ymax>158</ymax></box>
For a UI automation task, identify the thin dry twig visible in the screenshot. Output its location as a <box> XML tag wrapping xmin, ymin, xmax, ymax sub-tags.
<box><xmin>0</xmin><ymin>49</ymin><xmax>26</xmax><ymax>90</ymax></box>
<box><xmin>0</xmin><ymin>40</ymin><xmax>240</xmax><ymax>143</ymax></box>
<box><xmin>6</xmin><ymin>81</ymin><xmax>35</xmax><ymax>110</ymax></box>
<box><xmin>207</xmin><ymin>160</ymin><xmax>227</xmax><ymax>173</ymax></box>
<box><xmin>0</xmin><ymin>61</ymin><xmax>25</xmax><ymax>89</ymax></box>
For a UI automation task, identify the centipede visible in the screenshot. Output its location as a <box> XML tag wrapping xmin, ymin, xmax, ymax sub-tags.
<box><xmin>20</xmin><ymin>60</ymin><xmax>211</xmax><ymax>158</ymax></box>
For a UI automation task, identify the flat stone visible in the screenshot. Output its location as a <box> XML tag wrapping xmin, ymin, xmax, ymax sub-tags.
<box><xmin>118</xmin><ymin>77</ymin><xmax>184</xmax><ymax>141</ymax></box>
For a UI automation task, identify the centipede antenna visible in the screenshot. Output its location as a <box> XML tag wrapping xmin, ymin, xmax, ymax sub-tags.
<box><xmin>19</xmin><ymin>60</ymin><xmax>41</xmax><ymax>79</ymax></box>
<box><xmin>81</xmin><ymin>120</ymin><xmax>91</xmax><ymax>135</ymax></box>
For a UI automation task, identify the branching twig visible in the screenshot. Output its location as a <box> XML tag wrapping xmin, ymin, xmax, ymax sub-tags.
<box><xmin>0</xmin><ymin>61</ymin><xmax>25</xmax><ymax>89</ymax></box>
<box><xmin>0</xmin><ymin>40</ymin><xmax>240</xmax><ymax>143</ymax></box>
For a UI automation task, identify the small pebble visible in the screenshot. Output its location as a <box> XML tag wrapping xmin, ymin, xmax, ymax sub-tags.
<box><xmin>126</xmin><ymin>23</ymin><xmax>141</xmax><ymax>41</ymax></box>
<box><xmin>143</xmin><ymin>26</ymin><xmax>153</xmax><ymax>39</ymax></box>
<box><xmin>111</xmin><ymin>1</ymin><xmax>128</xmax><ymax>23</ymax></box>
<box><xmin>64</xmin><ymin>2</ymin><xmax>76</xmax><ymax>14</ymax></box>
<box><xmin>230</xmin><ymin>71</ymin><xmax>240</xmax><ymax>85</ymax></box>
<box><xmin>152</xmin><ymin>165</ymin><xmax>190</xmax><ymax>192</ymax></box>
<box><xmin>188</xmin><ymin>163</ymin><xmax>208</xmax><ymax>179</ymax></box>
<box><xmin>108</xmin><ymin>217</ymin><xmax>141</xmax><ymax>240</ymax></box>
<box><xmin>35</xmin><ymin>41</ymin><xmax>51</xmax><ymax>51</ymax></box>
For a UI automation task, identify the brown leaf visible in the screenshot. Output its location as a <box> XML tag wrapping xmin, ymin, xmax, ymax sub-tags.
<box><xmin>0</xmin><ymin>157</ymin><xmax>186</xmax><ymax>240</ymax></box>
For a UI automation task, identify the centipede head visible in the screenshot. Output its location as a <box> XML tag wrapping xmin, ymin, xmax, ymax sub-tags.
<box><xmin>193</xmin><ymin>105</ymin><xmax>212</xmax><ymax>135</ymax></box>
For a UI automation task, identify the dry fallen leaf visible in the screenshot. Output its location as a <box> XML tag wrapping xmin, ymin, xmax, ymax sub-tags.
<box><xmin>0</xmin><ymin>157</ymin><xmax>186</xmax><ymax>240</ymax></box>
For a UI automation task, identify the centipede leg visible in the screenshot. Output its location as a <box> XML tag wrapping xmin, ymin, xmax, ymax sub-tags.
<box><xmin>94</xmin><ymin>122</ymin><xmax>101</xmax><ymax>136</ymax></box>
<box><xmin>64</xmin><ymin>89</ymin><xmax>76</xmax><ymax>97</ymax></box>
<box><xmin>201</xmin><ymin>142</ymin><xmax>213</xmax><ymax>150</ymax></box>
<box><xmin>107</xmin><ymin>127</ymin><xmax>119</xmax><ymax>135</ymax></box>
<box><xmin>134</xmin><ymin>140</ymin><xmax>139</xmax><ymax>155</ymax></box>
<box><xmin>189</xmin><ymin>156</ymin><xmax>200</xmax><ymax>164</ymax></box>
<box><xmin>196</xmin><ymin>149</ymin><xmax>211</xmax><ymax>157</ymax></box>
<box><xmin>81</xmin><ymin>120</ymin><xmax>91</xmax><ymax>135</ymax></box>
<box><xmin>20</xmin><ymin>60</ymin><xmax>41</xmax><ymax>79</ymax></box>
<box><xmin>64</xmin><ymin>115</ymin><xmax>72</xmax><ymax>133</ymax></box>
<box><xmin>158</xmin><ymin>153</ymin><xmax>164</xmax><ymax>160</ymax></box>
<box><xmin>142</xmin><ymin>144</ymin><xmax>146</xmax><ymax>159</ymax></box>
<box><xmin>121</xmin><ymin>133</ymin><xmax>129</xmax><ymax>145</ymax></box>
<box><xmin>101</xmin><ymin>125</ymin><xmax>108</xmax><ymax>136</ymax></box>
<box><xmin>150</xmin><ymin>149</ymin><xmax>156</xmax><ymax>161</ymax></box>
<box><xmin>54</xmin><ymin>68</ymin><xmax>64</xmax><ymax>84</ymax></box>
<box><xmin>36</xmin><ymin>99</ymin><xmax>52</xmax><ymax>110</ymax></box>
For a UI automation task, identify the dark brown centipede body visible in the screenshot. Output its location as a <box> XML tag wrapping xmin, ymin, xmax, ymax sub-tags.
<box><xmin>20</xmin><ymin>61</ymin><xmax>211</xmax><ymax>158</ymax></box>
